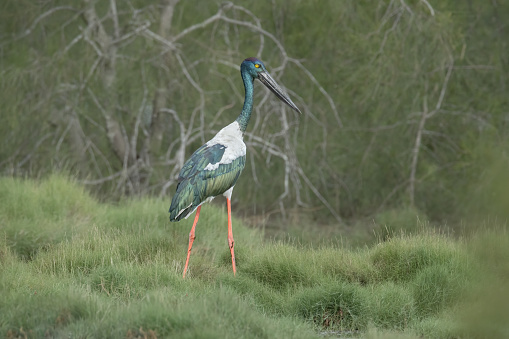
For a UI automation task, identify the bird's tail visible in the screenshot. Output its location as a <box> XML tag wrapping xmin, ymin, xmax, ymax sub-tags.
<box><xmin>169</xmin><ymin>180</ymin><xmax>196</xmax><ymax>221</ymax></box>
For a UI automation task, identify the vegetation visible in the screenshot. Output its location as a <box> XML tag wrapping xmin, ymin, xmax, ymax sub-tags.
<box><xmin>1</xmin><ymin>1</ymin><xmax>508</xmax><ymax>337</ymax></box>
<box><xmin>1</xmin><ymin>176</ymin><xmax>508</xmax><ymax>338</ymax></box>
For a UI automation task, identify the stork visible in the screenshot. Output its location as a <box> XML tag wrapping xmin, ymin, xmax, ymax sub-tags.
<box><xmin>169</xmin><ymin>57</ymin><xmax>301</xmax><ymax>278</ymax></box>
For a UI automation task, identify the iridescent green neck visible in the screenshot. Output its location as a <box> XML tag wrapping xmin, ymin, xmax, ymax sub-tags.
<box><xmin>236</xmin><ymin>70</ymin><xmax>254</xmax><ymax>133</ymax></box>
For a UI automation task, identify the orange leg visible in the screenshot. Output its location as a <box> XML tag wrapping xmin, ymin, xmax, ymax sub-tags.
<box><xmin>183</xmin><ymin>206</ymin><xmax>201</xmax><ymax>278</ymax></box>
<box><xmin>227</xmin><ymin>198</ymin><xmax>237</xmax><ymax>275</ymax></box>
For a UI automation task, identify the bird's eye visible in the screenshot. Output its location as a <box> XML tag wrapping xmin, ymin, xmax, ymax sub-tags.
<box><xmin>255</xmin><ymin>64</ymin><xmax>260</xmax><ymax>68</ymax></box>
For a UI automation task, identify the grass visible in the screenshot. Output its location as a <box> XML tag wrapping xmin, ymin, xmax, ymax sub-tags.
<box><xmin>1</xmin><ymin>175</ymin><xmax>508</xmax><ymax>338</ymax></box>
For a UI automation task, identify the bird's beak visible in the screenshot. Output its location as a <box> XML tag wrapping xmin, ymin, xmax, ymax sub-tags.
<box><xmin>258</xmin><ymin>71</ymin><xmax>301</xmax><ymax>114</ymax></box>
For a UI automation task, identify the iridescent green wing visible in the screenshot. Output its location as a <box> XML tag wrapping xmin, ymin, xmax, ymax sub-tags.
<box><xmin>197</xmin><ymin>155</ymin><xmax>246</xmax><ymax>199</ymax></box>
<box><xmin>177</xmin><ymin>143</ymin><xmax>226</xmax><ymax>181</ymax></box>
<box><xmin>169</xmin><ymin>143</ymin><xmax>246</xmax><ymax>221</ymax></box>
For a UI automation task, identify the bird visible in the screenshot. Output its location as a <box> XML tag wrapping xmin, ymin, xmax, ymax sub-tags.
<box><xmin>169</xmin><ymin>57</ymin><xmax>301</xmax><ymax>278</ymax></box>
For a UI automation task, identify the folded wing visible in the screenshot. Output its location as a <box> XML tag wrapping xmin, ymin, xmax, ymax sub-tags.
<box><xmin>169</xmin><ymin>143</ymin><xmax>246</xmax><ymax>221</ymax></box>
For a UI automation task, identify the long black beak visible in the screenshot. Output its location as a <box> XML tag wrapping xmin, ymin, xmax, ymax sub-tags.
<box><xmin>258</xmin><ymin>71</ymin><xmax>301</xmax><ymax>114</ymax></box>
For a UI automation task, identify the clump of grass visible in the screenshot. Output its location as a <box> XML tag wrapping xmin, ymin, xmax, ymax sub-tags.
<box><xmin>0</xmin><ymin>236</ymin><xmax>16</xmax><ymax>265</ymax></box>
<box><xmin>243</xmin><ymin>243</ymin><xmax>317</xmax><ymax>290</ymax></box>
<box><xmin>370</xmin><ymin>231</ymin><xmax>466</xmax><ymax>282</ymax></box>
<box><xmin>373</xmin><ymin>206</ymin><xmax>429</xmax><ymax>240</ymax></box>
<box><xmin>217</xmin><ymin>273</ymin><xmax>288</xmax><ymax>314</ymax></box>
<box><xmin>0</xmin><ymin>175</ymin><xmax>96</xmax><ymax>221</ymax></box>
<box><xmin>363</xmin><ymin>282</ymin><xmax>415</xmax><ymax>330</ymax></box>
<box><xmin>0</xmin><ymin>175</ymin><xmax>96</xmax><ymax>259</ymax></box>
<box><xmin>314</xmin><ymin>247</ymin><xmax>375</xmax><ymax>284</ymax></box>
<box><xmin>2</xmin><ymin>289</ymin><xmax>97</xmax><ymax>337</ymax></box>
<box><xmin>412</xmin><ymin>264</ymin><xmax>466</xmax><ymax>317</ymax></box>
<box><xmin>290</xmin><ymin>281</ymin><xmax>368</xmax><ymax>331</ymax></box>
<box><xmin>411</xmin><ymin>314</ymin><xmax>461</xmax><ymax>339</ymax></box>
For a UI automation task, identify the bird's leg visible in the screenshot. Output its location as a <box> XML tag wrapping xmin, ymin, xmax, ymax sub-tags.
<box><xmin>227</xmin><ymin>198</ymin><xmax>237</xmax><ymax>275</ymax></box>
<box><xmin>183</xmin><ymin>206</ymin><xmax>201</xmax><ymax>278</ymax></box>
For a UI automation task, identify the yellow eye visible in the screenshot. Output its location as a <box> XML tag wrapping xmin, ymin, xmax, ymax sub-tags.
<box><xmin>255</xmin><ymin>64</ymin><xmax>260</xmax><ymax>68</ymax></box>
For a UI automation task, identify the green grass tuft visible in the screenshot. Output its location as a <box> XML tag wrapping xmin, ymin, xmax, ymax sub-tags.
<box><xmin>412</xmin><ymin>264</ymin><xmax>466</xmax><ymax>317</ymax></box>
<box><xmin>0</xmin><ymin>175</ymin><xmax>96</xmax><ymax>259</ymax></box>
<box><xmin>363</xmin><ymin>282</ymin><xmax>415</xmax><ymax>330</ymax></box>
<box><xmin>373</xmin><ymin>207</ymin><xmax>429</xmax><ymax>240</ymax></box>
<box><xmin>290</xmin><ymin>281</ymin><xmax>368</xmax><ymax>331</ymax></box>
<box><xmin>370</xmin><ymin>232</ymin><xmax>466</xmax><ymax>282</ymax></box>
<box><xmin>244</xmin><ymin>244</ymin><xmax>316</xmax><ymax>290</ymax></box>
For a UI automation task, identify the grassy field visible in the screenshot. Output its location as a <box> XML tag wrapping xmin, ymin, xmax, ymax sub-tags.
<box><xmin>1</xmin><ymin>176</ymin><xmax>508</xmax><ymax>338</ymax></box>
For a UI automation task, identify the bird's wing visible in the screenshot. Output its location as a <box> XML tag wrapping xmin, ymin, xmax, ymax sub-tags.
<box><xmin>176</xmin><ymin>143</ymin><xmax>226</xmax><ymax>182</ymax></box>
<box><xmin>169</xmin><ymin>143</ymin><xmax>246</xmax><ymax>221</ymax></box>
<box><xmin>198</xmin><ymin>154</ymin><xmax>246</xmax><ymax>198</ymax></box>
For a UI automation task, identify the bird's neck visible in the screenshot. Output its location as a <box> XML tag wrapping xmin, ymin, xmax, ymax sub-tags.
<box><xmin>236</xmin><ymin>71</ymin><xmax>254</xmax><ymax>133</ymax></box>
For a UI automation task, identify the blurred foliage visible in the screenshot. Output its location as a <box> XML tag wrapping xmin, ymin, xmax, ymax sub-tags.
<box><xmin>0</xmin><ymin>0</ymin><xmax>508</xmax><ymax>227</ymax></box>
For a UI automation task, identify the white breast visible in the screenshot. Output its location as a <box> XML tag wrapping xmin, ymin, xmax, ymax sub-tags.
<box><xmin>204</xmin><ymin>121</ymin><xmax>246</xmax><ymax>171</ymax></box>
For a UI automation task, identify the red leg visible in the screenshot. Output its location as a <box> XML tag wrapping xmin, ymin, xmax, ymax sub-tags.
<box><xmin>183</xmin><ymin>206</ymin><xmax>201</xmax><ymax>278</ymax></box>
<box><xmin>227</xmin><ymin>198</ymin><xmax>237</xmax><ymax>275</ymax></box>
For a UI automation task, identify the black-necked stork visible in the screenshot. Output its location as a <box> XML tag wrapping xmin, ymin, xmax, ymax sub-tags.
<box><xmin>169</xmin><ymin>57</ymin><xmax>301</xmax><ymax>278</ymax></box>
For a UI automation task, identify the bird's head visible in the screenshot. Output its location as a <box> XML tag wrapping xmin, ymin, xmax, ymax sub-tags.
<box><xmin>241</xmin><ymin>57</ymin><xmax>301</xmax><ymax>114</ymax></box>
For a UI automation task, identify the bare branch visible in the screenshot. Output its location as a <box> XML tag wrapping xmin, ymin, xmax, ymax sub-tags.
<box><xmin>171</xmin><ymin>9</ymin><xmax>224</xmax><ymax>42</ymax></box>
<box><xmin>112</xmin><ymin>21</ymin><xmax>151</xmax><ymax>46</ymax></box>
<box><xmin>161</xmin><ymin>108</ymin><xmax>187</xmax><ymax>173</ymax></box>
<box><xmin>110</xmin><ymin>0</ymin><xmax>120</xmax><ymax>40</ymax></box>
<box><xmin>82</xmin><ymin>170</ymin><xmax>125</xmax><ymax>185</ymax></box>
<box><xmin>408</xmin><ymin>60</ymin><xmax>453</xmax><ymax>205</ymax></box>
<box><xmin>61</xmin><ymin>32</ymin><xmax>84</xmax><ymax>56</ymax></box>
<box><xmin>229</xmin><ymin>3</ymin><xmax>265</xmax><ymax>57</ymax></box>
<box><xmin>290</xmin><ymin>58</ymin><xmax>342</xmax><ymax>127</ymax></box>
<box><xmin>131</xmin><ymin>65</ymin><xmax>149</xmax><ymax>163</ymax></box>
<box><xmin>296</xmin><ymin>166</ymin><xmax>343</xmax><ymax>224</ymax></box>
<box><xmin>141</xmin><ymin>28</ymin><xmax>177</xmax><ymax>51</ymax></box>
<box><xmin>409</xmin><ymin>98</ymin><xmax>428</xmax><ymax>207</ymax></box>
<box><xmin>420</xmin><ymin>0</ymin><xmax>435</xmax><ymax>16</ymax></box>
<box><xmin>1</xmin><ymin>6</ymin><xmax>77</xmax><ymax>47</ymax></box>
<box><xmin>175</xmin><ymin>53</ymin><xmax>206</xmax><ymax>143</ymax></box>
<box><xmin>427</xmin><ymin>61</ymin><xmax>454</xmax><ymax>118</ymax></box>
<box><xmin>17</xmin><ymin>133</ymin><xmax>52</xmax><ymax>168</ymax></box>
<box><xmin>218</xmin><ymin>15</ymin><xmax>288</xmax><ymax>60</ymax></box>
